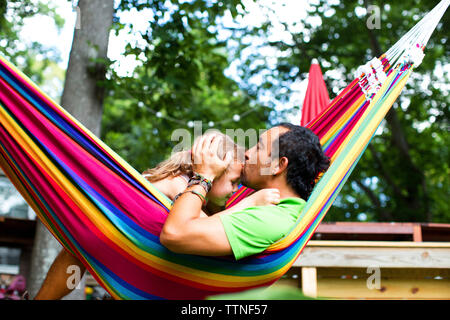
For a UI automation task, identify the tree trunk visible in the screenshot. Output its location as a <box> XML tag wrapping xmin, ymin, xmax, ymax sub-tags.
<box><xmin>28</xmin><ymin>0</ymin><xmax>114</xmax><ymax>299</ymax></box>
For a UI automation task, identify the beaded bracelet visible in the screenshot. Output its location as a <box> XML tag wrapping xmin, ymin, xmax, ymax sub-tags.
<box><xmin>188</xmin><ymin>172</ymin><xmax>213</xmax><ymax>193</ymax></box>
<box><xmin>191</xmin><ymin>172</ymin><xmax>213</xmax><ymax>184</ymax></box>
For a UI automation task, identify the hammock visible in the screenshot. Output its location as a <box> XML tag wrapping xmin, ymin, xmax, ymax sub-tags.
<box><xmin>0</xmin><ymin>1</ymin><xmax>447</xmax><ymax>300</ymax></box>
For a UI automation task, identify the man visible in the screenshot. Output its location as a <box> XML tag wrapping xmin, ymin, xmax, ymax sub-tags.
<box><xmin>34</xmin><ymin>123</ymin><xmax>329</xmax><ymax>299</ymax></box>
<box><xmin>160</xmin><ymin>123</ymin><xmax>330</xmax><ymax>260</ymax></box>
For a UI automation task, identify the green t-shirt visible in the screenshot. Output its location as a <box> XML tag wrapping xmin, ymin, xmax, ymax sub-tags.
<box><xmin>220</xmin><ymin>197</ymin><xmax>306</xmax><ymax>260</ymax></box>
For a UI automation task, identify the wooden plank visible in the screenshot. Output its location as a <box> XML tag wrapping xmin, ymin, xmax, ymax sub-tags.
<box><xmin>0</xmin><ymin>236</ymin><xmax>34</xmax><ymax>246</ymax></box>
<box><xmin>421</xmin><ymin>222</ymin><xmax>450</xmax><ymax>228</ymax></box>
<box><xmin>306</xmin><ymin>240</ymin><xmax>450</xmax><ymax>248</ymax></box>
<box><xmin>316</xmin><ymin>222</ymin><xmax>415</xmax><ymax>235</ymax></box>
<box><xmin>295</xmin><ymin>243</ymin><xmax>450</xmax><ymax>268</ymax></box>
<box><xmin>301</xmin><ymin>267</ymin><xmax>317</xmax><ymax>298</ymax></box>
<box><xmin>313</xmin><ymin>222</ymin><xmax>450</xmax><ymax>242</ymax></box>
<box><xmin>317</xmin><ymin>267</ymin><xmax>449</xmax><ymax>279</ymax></box>
<box><xmin>317</xmin><ymin>276</ymin><xmax>450</xmax><ymax>300</ymax></box>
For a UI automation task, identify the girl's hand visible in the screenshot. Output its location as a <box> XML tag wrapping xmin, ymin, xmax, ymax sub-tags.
<box><xmin>246</xmin><ymin>188</ymin><xmax>280</xmax><ymax>206</ymax></box>
<box><xmin>192</xmin><ymin>133</ymin><xmax>232</xmax><ymax>181</ymax></box>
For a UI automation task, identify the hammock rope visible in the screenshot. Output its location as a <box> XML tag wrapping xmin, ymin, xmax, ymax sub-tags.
<box><xmin>0</xmin><ymin>1</ymin><xmax>447</xmax><ymax>299</ymax></box>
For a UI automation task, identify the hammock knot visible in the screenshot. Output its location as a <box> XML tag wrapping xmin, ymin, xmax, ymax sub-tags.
<box><xmin>401</xmin><ymin>44</ymin><xmax>425</xmax><ymax>67</ymax></box>
<box><xmin>356</xmin><ymin>57</ymin><xmax>387</xmax><ymax>99</ymax></box>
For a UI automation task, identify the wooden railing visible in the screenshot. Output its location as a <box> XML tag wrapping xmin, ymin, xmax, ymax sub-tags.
<box><xmin>276</xmin><ymin>240</ymin><xmax>450</xmax><ymax>299</ymax></box>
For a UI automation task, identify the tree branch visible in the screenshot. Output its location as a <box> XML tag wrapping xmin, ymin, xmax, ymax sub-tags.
<box><xmin>368</xmin><ymin>144</ymin><xmax>403</xmax><ymax>198</ymax></box>
<box><xmin>355</xmin><ymin>179</ymin><xmax>393</xmax><ymax>221</ymax></box>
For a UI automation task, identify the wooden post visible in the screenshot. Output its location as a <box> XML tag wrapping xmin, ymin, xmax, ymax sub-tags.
<box><xmin>413</xmin><ymin>224</ymin><xmax>422</xmax><ymax>242</ymax></box>
<box><xmin>301</xmin><ymin>267</ymin><xmax>317</xmax><ymax>298</ymax></box>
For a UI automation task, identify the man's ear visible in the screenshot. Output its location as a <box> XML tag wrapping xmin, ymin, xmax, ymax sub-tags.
<box><xmin>273</xmin><ymin>157</ymin><xmax>288</xmax><ymax>175</ymax></box>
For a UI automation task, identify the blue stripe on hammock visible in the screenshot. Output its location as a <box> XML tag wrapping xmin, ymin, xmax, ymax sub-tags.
<box><xmin>0</xmin><ymin>137</ymin><xmax>158</xmax><ymax>299</ymax></box>
<box><xmin>83</xmin><ymin>250</ymin><xmax>165</xmax><ymax>300</ymax></box>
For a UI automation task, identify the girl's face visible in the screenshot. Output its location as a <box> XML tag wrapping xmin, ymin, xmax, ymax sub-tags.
<box><xmin>207</xmin><ymin>162</ymin><xmax>242</xmax><ymax>206</ymax></box>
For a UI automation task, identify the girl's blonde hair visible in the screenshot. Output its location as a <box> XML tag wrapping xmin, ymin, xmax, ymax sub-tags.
<box><xmin>143</xmin><ymin>131</ymin><xmax>244</xmax><ymax>182</ymax></box>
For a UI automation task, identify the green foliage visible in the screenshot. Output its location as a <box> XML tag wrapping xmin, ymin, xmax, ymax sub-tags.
<box><xmin>101</xmin><ymin>0</ymin><xmax>270</xmax><ymax>172</ymax></box>
<box><xmin>0</xmin><ymin>0</ymin><xmax>64</xmax><ymax>91</ymax></box>
<box><xmin>232</xmin><ymin>0</ymin><xmax>449</xmax><ymax>222</ymax></box>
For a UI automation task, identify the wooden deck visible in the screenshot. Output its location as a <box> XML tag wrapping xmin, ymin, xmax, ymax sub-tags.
<box><xmin>275</xmin><ymin>240</ymin><xmax>450</xmax><ymax>299</ymax></box>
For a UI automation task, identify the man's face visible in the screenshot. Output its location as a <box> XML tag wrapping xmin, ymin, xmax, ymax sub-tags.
<box><xmin>241</xmin><ymin>126</ymin><xmax>289</xmax><ymax>190</ymax></box>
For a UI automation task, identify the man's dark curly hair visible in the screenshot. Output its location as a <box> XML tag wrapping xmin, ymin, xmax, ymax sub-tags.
<box><xmin>274</xmin><ymin>123</ymin><xmax>330</xmax><ymax>200</ymax></box>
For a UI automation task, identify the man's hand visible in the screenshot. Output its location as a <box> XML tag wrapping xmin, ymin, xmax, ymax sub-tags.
<box><xmin>192</xmin><ymin>133</ymin><xmax>232</xmax><ymax>181</ymax></box>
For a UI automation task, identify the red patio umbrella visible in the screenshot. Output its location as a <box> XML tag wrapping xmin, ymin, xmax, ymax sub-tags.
<box><xmin>300</xmin><ymin>59</ymin><xmax>330</xmax><ymax>126</ymax></box>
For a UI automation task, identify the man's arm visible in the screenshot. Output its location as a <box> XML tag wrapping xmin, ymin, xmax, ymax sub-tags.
<box><xmin>34</xmin><ymin>249</ymin><xmax>86</xmax><ymax>300</ymax></box>
<box><xmin>160</xmin><ymin>184</ymin><xmax>232</xmax><ymax>256</ymax></box>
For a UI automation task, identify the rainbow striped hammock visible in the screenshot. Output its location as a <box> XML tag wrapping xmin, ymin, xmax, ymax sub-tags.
<box><xmin>0</xmin><ymin>1</ymin><xmax>447</xmax><ymax>300</ymax></box>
